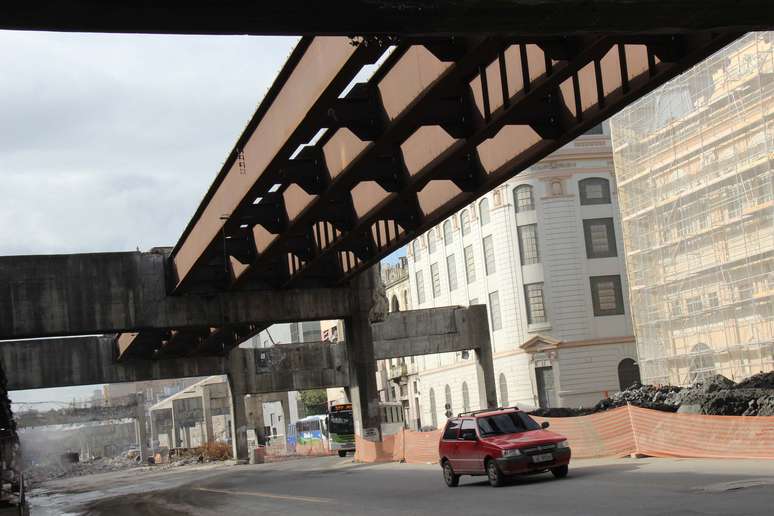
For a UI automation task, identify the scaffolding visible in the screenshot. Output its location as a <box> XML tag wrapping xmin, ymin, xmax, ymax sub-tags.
<box><xmin>610</xmin><ymin>32</ymin><xmax>774</xmax><ymax>386</ymax></box>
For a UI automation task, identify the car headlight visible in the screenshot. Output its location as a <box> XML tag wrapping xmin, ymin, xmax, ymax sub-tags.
<box><xmin>556</xmin><ymin>440</ymin><xmax>570</xmax><ymax>449</ymax></box>
<box><xmin>501</xmin><ymin>448</ymin><xmax>522</xmax><ymax>458</ymax></box>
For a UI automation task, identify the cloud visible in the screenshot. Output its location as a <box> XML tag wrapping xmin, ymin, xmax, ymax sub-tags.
<box><xmin>0</xmin><ymin>30</ymin><xmax>298</xmax><ymax>255</ymax></box>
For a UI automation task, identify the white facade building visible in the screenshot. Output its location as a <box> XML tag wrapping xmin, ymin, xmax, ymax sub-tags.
<box><xmin>406</xmin><ymin>126</ymin><xmax>639</xmax><ymax>428</ymax></box>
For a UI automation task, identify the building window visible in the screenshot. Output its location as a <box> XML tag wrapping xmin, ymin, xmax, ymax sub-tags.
<box><xmin>429</xmin><ymin>388</ymin><xmax>437</xmax><ymax>428</ymax></box>
<box><xmin>590</xmin><ymin>275</ymin><xmax>625</xmax><ymax>316</ymax></box>
<box><xmin>686</xmin><ymin>296</ymin><xmax>703</xmax><ymax>314</ymax></box>
<box><xmin>427</xmin><ymin>230</ymin><xmax>437</xmax><ymax>254</ymax></box>
<box><xmin>445</xmin><ymin>385</ymin><xmax>453</xmax><ymax>416</ymax></box>
<box><xmin>430</xmin><ymin>263</ymin><xmax>441</xmax><ymax>298</ymax></box>
<box><xmin>446</xmin><ymin>254</ymin><xmax>458</xmax><ymax>291</ymax></box>
<box><xmin>489</xmin><ymin>291</ymin><xmax>502</xmax><ymax>330</ymax></box>
<box><xmin>689</xmin><ymin>343</ymin><xmax>716</xmax><ymax>383</ymax></box>
<box><xmin>514</xmin><ymin>185</ymin><xmax>535</xmax><ymax>213</ymax></box>
<box><xmin>416</xmin><ymin>271</ymin><xmax>426</xmax><ymax>304</ymax></box>
<box><xmin>391</xmin><ymin>295</ymin><xmax>400</xmax><ymax>312</ymax></box>
<box><xmin>479</xmin><ymin>198</ymin><xmax>491</xmax><ymax>226</ymax></box>
<box><xmin>460</xmin><ymin>209</ymin><xmax>471</xmax><ymax>236</ymax></box>
<box><xmin>412</xmin><ymin>238</ymin><xmax>422</xmax><ymax>262</ymax></box>
<box><xmin>498</xmin><ymin>373</ymin><xmax>509</xmax><ymax>406</ymax></box>
<box><xmin>464</xmin><ymin>245</ymin><xmax>476</xmax><ymax>284</ymax></box>
<box><xmin>583</xmin><ymin>218</ymin><xmax>617</xmax><ymax>258</ymax></box>
<box><xmin>618</xmin><ymin>358</ymin><xmax>641</xmax><ymax>390</ymax></box>
<box><xmin>705</xmin><ymin>291</ymin><xmax>719</xmax><ymax>308</ymax></box>
<box><xmin>443</xmin><ymin>220</ymin><xmax>454</xmax><ymax>246</ymax></box>
<box><xmin>579</xmin><ymin>177</ymin><xmax>611</xmax><ymax>205</ymax></box>
<box><xmin>482</xmin><ymin>235</ymin><xmax>496</xmax><ymax>275</ymax></box>
<box><xmin>525</xmin><ymin>283</ymin><xmax>547</xmax><ymax>324</ymax></box>
<box><xmin>461</xmin><ymin>382</ymin><xmax>470</xmax><ymax>412</ymax></box>
<box><xmin>517</xmin><ymin>224</ymin><xmax>540</xmax><ymax>265</ymax></box>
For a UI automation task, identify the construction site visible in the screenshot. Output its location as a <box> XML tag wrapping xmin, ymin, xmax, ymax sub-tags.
<box><xmin>0</xmin><ymin>2</ymin><xmax>773</xmax><ymax>515</ymax></box>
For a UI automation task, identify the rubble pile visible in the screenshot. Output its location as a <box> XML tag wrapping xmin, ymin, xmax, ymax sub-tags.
<box><xmin>530</xmin><ymin>372</ymin><xmax>774</xmax><ymax>418</ymax></box>
<box><xmin>25</xmin><ymin>455</ymin><xmax>144</xmax><ymax>484</ymax></box>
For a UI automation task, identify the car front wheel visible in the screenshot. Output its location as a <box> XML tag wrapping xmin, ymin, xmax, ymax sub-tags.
<box><xmin>486</xmin><ymin>459</ymin><xmax>505</xmax><ymax>487</ymax></box>
<box><xmin>338</xmin><ymin>450</ymin><xmax>347</xmax><ymax>458</ymax></box>
<box><xmin>551</xmin><ymin>465</ymin><xmax>569</xmax><ymax>479</ymax></box>
<box><xmin>443</xmin><ymin>461</ymin><xmax>460</xmax><ymax>487</ymax></box>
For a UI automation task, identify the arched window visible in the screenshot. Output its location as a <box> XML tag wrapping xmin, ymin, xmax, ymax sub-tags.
<box><xmin>443</xmin><ymin>220</ymin><xmax>454</xmax><ymax>246</ymax></box>
<box><xmin>412</xmin><ymin>238</ymin><xmax>422</xmax><ymax>262</ymax></box>
<box><xmin>462</xmin><ymin>382</ymin><xmax>470</xmax><ymax>412</ymax></box>
<box><xmin>479</xmin><ymin>198</ymin><xmax>491</xmax><ymax>226</ymax></box>
<box><xmin>460</xmin><ymin>209</ymin><xmax>471</xmax><ymax>236</ymax></box>
<box><xmin>444</xmin><ymin>384</ymin><xmax>453</xmax><ymax>417</ymax></box>
<box><xmin>617</xmin><ymin>358</ymin><xmax>641</xmax><ymax>390</ymax></box>
<box><xmin>498</xmin><ymin>373</ymin><xmax>509</xmax><ymax>406</ymax></box>
<box><xmin>429</xmin><ymin>388</ymin><xmax>437</xmax><ymax>428</ymax></box>
<box><xmin>689</xmin><ymin>343</ymin><xmax>716</xmax><ymax>384</ymax></box>
<box><xmin>427</xmin><ymin>230</ymin><xmax>437</xmax><ymax>254</ymax></box>
<box><xmin>579</xmin><ymin>178</ymin><xmax>611</xmax><ymax>205</ymax></box>
<box><xmin>391</xmin><ymin>295</ymin><xmax>400</xmax><ymax>312</ymax></box>
<box><xmin>514</xmin><ymin>185</ymin><xmax>535</xmax><ymax>213</ymax></box>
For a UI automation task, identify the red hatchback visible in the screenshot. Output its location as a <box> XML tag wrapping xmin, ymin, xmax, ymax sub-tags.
<box><xmin>438</xmin><ymin>407</ymin><xmax>571</xmax><ymax>487</ymax></box>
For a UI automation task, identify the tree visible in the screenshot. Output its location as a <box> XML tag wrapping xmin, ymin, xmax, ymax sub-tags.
<box><xmin>298</xmin><ymin>389</ymin><xmax>328</xmax><ymax>416</ymax></box>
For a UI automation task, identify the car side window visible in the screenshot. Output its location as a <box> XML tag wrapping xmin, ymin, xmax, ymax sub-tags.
<box><xmin>459</xmin><ymin>419</ymin><xmax>477</xmax><ymax>440</ymax></box>
<box><xmin>442</xmin><ymin>419</ymin><xmax>461</xmax><ymax>440</ymax></box>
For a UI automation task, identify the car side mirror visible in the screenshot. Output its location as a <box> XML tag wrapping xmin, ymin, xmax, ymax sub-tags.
<box><xmin>541</xmin><ymin>421</ymin><xmax>550</xmax><ymax>429</ymax></box>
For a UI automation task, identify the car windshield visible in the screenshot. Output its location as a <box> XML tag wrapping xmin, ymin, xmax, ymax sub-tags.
<box><xmin>477</xmin><ymin>412</ymin><xmax>541</xmax><ymax>436</ymax></box>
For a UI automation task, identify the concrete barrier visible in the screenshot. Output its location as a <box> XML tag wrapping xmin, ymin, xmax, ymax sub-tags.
<box><xmin>354</xmin><ymin>406</ymin><xmax>774</xmax><ymax>463</ymax></box>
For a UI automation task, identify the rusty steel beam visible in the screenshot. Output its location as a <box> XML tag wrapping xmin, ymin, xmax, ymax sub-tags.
<box><xmin>171</xmin><ymin>36</ymin><xmax>388</xmax><ymax>292</ymax></box>
<box><xmin>182</xmin><ymin>32</ymin><xmax>740</xmax><ymax>291</ymax></box>
<box><xmin>1</xmin><ymin>1</ymin><xmax>772</xmax><ymax>36</ymax></box>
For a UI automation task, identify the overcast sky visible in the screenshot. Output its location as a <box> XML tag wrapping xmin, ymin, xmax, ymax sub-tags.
<box><xmin>2</xmin><ymin>30</ymin><xmax>300</xmax><ymax>406</ymax></box>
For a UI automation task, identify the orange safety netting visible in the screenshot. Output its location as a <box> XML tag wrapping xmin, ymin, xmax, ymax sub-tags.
<box><xmin>355</xmin><ymin>406</ymin><xmax>774</xmax><ymax>463</ymax></box>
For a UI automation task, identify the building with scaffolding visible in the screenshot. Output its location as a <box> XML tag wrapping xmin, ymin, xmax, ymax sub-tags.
<box><xmin>610</xmin><ymin>32</ymin><xmax>773</xmax><ymax>386</ymax></box>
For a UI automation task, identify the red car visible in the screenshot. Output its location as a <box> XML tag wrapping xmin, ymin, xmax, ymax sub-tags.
<box><xmin>438</xmin><ymin>407</ymin><xmax>571</xmax><ymax>487</ymax></box>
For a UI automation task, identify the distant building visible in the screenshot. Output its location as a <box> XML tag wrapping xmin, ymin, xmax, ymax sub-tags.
<box><xmin>610</xmin><ymin>32</ymin><xmax>774</xmax><ymax>385</ymax></box>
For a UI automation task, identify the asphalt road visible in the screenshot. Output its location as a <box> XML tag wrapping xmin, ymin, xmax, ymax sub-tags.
<box><xmin>30</xmin><ymin>456</ymin><xmax>774</xmax><ymax>515</ymax></box>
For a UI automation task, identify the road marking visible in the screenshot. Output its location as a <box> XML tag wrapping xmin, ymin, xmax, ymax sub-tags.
<box><xmin>192</xmin><ymin>487</ymin><xmax>333</xmax><ymax>503</ymax></box>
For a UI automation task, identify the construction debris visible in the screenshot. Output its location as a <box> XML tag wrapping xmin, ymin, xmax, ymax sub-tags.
<box><xmin>530</xmin><ymin>372</ymin><xmax>774</xmax><ymax>418</ymax></box>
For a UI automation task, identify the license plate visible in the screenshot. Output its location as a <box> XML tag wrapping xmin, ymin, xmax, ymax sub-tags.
<box><xmin>532</xmin><ymin>453</ymin><xmax>553</xmax><ymax>463</ymax></box>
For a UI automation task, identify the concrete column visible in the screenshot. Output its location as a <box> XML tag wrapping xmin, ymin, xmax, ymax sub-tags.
<box><xmin>245</xmin><ymin>395</ymin><xmax>266</xmax><ymax>444</ymax></box>
<box><xmin>201</xmin><ymin>384</ymin><xmax>215</xmax><ymax>443</ymax></box>
<box><xmin>227</xmin><ymin>361</ymin><xmax>250</xmax><ymax>462</ymax></box>
<box><xmin>345</xmin><ymin>265</ymin><xmax>386</xmax><ymax>441</ymax></box>
<box><xmin>475</xmin><ymin>336</ymin><xmax>497</xmax><ymax>410</ymax></box>
<box><xmin>184</xmin><ymin>426</ymin><xmax>192</xmax><ymax>448</ymax></box>
<box><xmin>134</xmin><ymin>393</ymin><xmax>149</xmax><ymax>460</ymax></box>
<box><xmin>171</xmin><ymin>403</ymin><xmax>180</xmax><ymax>448</ymax></box>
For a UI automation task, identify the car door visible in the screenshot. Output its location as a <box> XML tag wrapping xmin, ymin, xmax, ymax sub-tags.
<box><xmin>455</xmin><ymin>419</ymin><xmax>482</xmax><ymax>474</ymax></box>
<box><xmin>441</xmin><ymin>419</ymin><xmax>462</xmax><ymax>470</ymax></box>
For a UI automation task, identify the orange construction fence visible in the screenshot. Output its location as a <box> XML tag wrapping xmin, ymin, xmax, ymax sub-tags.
<box><xmin>355</xmin><ymin>406</ymin><xmax>774</xmax><ymax>463</ymax></box>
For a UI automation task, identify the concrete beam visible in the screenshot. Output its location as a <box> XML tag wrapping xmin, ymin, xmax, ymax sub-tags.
<box><xmin>372</xmin><ymin>305</ymin><xmax>489</xmax><ymax>359</ymax></box>
<box><xmin>0</xmin><ymin>251</ymin><xmax>351</xmax><ymax>339</ymax></box>
<box><xmin>228</xmin><ymin>341</ymin><xmax>351</xmax><ymax>394</ymax></box>
<box><xmin>0</xmin><ymin>336</ymin><xmax>350</xmax><ymax>393</ymax></box>
<box><xmin>1</xmin><ymin>336</ymin><xmax>226</xmax><ymax>391</ymax></box>
<box><xmin>0</xmin><ymin>1</ymin><xmax>771</xmax><ymax>36</ymax></box>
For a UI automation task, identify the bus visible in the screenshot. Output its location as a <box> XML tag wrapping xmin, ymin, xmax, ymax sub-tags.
<box><xmin>287</xmin><ymin>403</ymin><xmax>355</xmax><ymax>457</ymax></box>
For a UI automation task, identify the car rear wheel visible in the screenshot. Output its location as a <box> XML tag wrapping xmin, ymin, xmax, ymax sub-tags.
<box><xmin>442</xmin><ymin>461</ymin><xmax>460</xmax><ymax>487</ymax></box>
<box><xmin>338</xmin><ymin>450</ymin><xmax>347</xmax><ymax>458</ymax></box>
<box><xmin>551</xmin><ymin>465</ymin><xmax>569</xmax><ymax>479</ymax></box>
<box><xmin>486</xmin><ymin>459</ymin><xmax>505</xmax><ymax>487</ymax></box>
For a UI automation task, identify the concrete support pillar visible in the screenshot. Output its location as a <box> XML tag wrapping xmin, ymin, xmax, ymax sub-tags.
<box><xmin>227</xmin><ymin>365</ymin><xmax>250</xmax><ymax>462</ymax></box>
<box><xmin>184</xmin><ymin>426</ymin><xmax>192</xmax><ymax>448</ymax></box>
<box><xmin>134</xmin><ymin>393</ymin><xmax>149</xmax><ymax>460</ymax></box>
<box><xmin>475</xmin><ymin>338</ymin><xmax>497</xmax><ymax>410</ymax></box>
<box><xmin>201</xmin><ymin>384</ymin><xmax>215</xmax><ymax>444</ymax></box>
<box><xmin>345</xmin><ymin>265</ymin><xmax>386</xmax><ymax>442</ymax></box>
<box><xmin>245</xmin><ymin>395</ymin><xmax>266</xmax><ymax>444</ymax></box>
<box><xmin>171</xmin><ymin>403</ymin><xmax>180</xmax><ymax>448</ymax></box>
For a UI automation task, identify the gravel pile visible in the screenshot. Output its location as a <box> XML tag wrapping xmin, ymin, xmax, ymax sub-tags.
<box><xmin>530</xmin><ymin>372</ymin><xmax>774</xmax><ymax>418</ymax></box>
<box><xmin>25</xmin><ymin>455</ymin><xmax>144</xmax><ymax>484</ymax></box>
